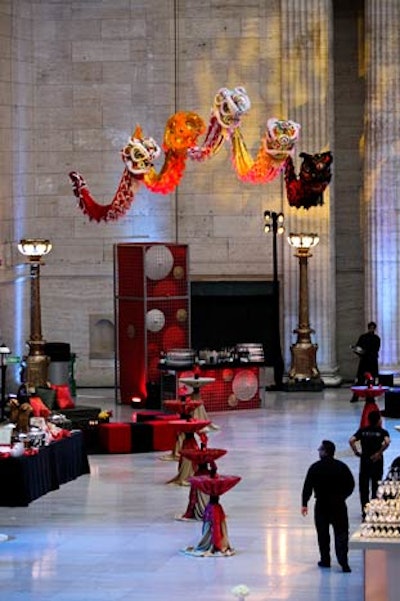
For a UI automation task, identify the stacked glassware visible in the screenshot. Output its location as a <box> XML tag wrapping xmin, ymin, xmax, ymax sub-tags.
<box><xmin>361</xmin><ymin>477</ymin><xmax>400</xmax><ymax>538</ymax></box>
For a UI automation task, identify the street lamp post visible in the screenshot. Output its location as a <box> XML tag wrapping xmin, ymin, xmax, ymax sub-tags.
<box><xmin>18</xmin><ymin>239</ymin><xmax>52</xmax><ymax>390</ymax></box>
<box><xmin>264</xmin><ymin>211</ymin><xmax>285</xmax><ymax>389</ymax></box>
<box><xmin>0</xmin><ymin>344</ymin><xmax>11</xmax><ymax>421</ymax></box>
<box><xmin>286</xmin><ymin>233</ymin><xmax>323</xmax><ymax>391</ymax></box>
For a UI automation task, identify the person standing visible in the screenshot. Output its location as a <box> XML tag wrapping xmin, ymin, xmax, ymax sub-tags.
<box><xmin>349</xmin><ymin>410</ymin><xmax>390</xmax><ymax>517</ymax></box>
<box><xmin>301</xmin><ymin>440</ymin><xmax>355</xmax><ymax>573</ymax></box>
<box><xmin>350</xmin><ymin>321</ymin><xmax>381</xmax><ymax>402</ymax></box>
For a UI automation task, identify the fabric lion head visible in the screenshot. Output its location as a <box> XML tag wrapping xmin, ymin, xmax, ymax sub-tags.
<box><xmin>264</xmin><ymin>118</ymin><xmax>301</xmax><ymax>159</ymax></box>
<box><xmin>284</xmin><ymin>150</ymin><xmax>333</xmax><ymax>209</ymax></box>
<box><xmin>213</xmin><ymin>86</ymin><xmax>251</xmax><ymax>128</ymax></box>
<box><xmin>121</xmin><ymin>125</ymin><xmax>161</xmax><ymax>175</ymax></box>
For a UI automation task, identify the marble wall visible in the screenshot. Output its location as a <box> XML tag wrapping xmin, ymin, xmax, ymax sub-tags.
<box><xmin>0</xmin><ymin>0</ymin><xmax>397</xmax><ymax>389</ymax></box>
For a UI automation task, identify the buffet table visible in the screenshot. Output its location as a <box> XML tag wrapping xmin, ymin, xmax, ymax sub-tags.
<box><xmin>160</xmin><ymin>361</ymin><xmax>263</xmax><ymax>411</ymax></box>
<box><xmin>0</xmin><ymin>431</ymin><xmax>90</xmax><ymax>507</ymax></box>
<box><xmin>350</xmin><ymin>531</ymin><xmax>400</xmax><ymax>601</ymax></box>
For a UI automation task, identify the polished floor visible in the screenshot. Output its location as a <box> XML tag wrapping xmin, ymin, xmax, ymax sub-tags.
<box><xmin>1</xmin><ymin>385</ymin><xmax>399</xmax><ymax>601</ymax></box>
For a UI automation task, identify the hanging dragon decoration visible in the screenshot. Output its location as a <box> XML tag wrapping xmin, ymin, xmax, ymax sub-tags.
<box><xmin>69</xmin><ymin>85</ymin><xmax>333</xmax><ymax>221</ymax></box>
<box><xmin>230</xmin><ymin>117</ymin><xmax>301</xmax><ymax>184</ymax></box>
<box><xmin>188</xmin><ymin>86</ymin><xmax>251</xmax><ymax>162</ymax></box>
<box><xmin>69</xmin><ymin>113</ymin><xmax>206</xmax><ymax>222</ymax></box>
<box><xmin>284</xmin><ymin>151</ymin><xmax>333</xmax><ymax>209</ymax></box>
<box><xmin>69</xmin><ymin>87</ymin><xmax>250</xmax><ymax>222</ymax></box>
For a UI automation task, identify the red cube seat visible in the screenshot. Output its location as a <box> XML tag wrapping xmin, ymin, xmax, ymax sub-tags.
<box><xmin>149</xmin><ymin>421</ymin><xmax>176</xmax><ymax>451</ymax></box>
<box><xmin>98</xmin><ymin>423</ymin><xmax>132</xmax><ymax>453</ymax></box>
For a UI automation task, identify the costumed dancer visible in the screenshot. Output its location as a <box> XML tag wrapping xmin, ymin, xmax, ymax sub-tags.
<box><xmin>176</xmin><ymin>459</ymin><xmax>211</xmax><ymax>521</ymax></box>
<box><xmin>175</xmin><ymin>440</ymin><xmax>226</xmax><ymax>521</ymax></box>
<box><xmin>359</xmin><ymin>373</ymin><xmax>382</xmax><ymax>428</ymax></box>
<box><xmin>182</xmin><ymin>466</ymin><xmax>241</xmax><ymax>557</ymax></box>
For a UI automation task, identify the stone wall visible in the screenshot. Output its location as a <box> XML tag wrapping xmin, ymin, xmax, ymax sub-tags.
<box><xmin>1</xmin><ymin>0</ymin><xmax>394</xmax><ymax>389</ymax></box>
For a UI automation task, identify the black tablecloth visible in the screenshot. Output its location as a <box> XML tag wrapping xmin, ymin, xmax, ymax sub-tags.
<box><xmin>0</xmin><ymin>431</ymin><xmax>90</xmax><ymax>507</ymax></box>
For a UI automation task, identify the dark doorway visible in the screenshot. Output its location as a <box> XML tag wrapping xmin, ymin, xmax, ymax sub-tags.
<box><xmin>190</xmin><ymin>281</ymin><xmax>276</xmax><ymax>365</ymax></box>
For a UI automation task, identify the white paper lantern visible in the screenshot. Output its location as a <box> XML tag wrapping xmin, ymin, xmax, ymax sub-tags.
<box><xmin>146</xmin><ymin>309</ymin><xmax>165</xmax><ymax>332</ymax></box>
<box><xmin>232</xmin><ymin>370</ymin><xmax>258</xmax><ymax>401</ymax></box>
<box><xmin>145</xmin><ymin>245</ymin><xmax>174</xmax><ymax>280</ymax></box>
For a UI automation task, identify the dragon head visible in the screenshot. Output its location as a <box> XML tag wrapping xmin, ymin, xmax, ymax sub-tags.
<box><xmin>163</xmin><ymin>111</ymin><xmax>206</xmax><ymax>152</ymax></box>
<box><xmin>299</xmin><ymin>151</ymin><xmax>333</xmax><ymax>188</ymax></box>
<box><xmin>264</xmin><ymin>118</ymin><xmax>301</xmax><ymax>159</ymax></box>
<box><xmin>121</xmin><ymin>125</ymin><xmax>161</xmax><ymax>175</ymax></box>
<box><xmin>213</xmin><ymin>86</ymin><xmax>251</xmax><ymax>128</ymax></box>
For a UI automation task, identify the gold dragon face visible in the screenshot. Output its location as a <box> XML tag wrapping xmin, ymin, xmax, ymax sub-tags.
<box><xmin>163</xmin><ymin>111</ymin><xmax>206</xmax><ymax>151</ymax></box>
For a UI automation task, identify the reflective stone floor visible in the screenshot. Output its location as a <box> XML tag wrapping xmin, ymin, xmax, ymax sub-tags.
<box><xmin>1</xmin><ymin>385</ymin><xmax>398</xmax><ymax>601</ymax></box>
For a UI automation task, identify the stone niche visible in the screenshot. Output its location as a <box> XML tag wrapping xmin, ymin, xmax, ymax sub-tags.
<box><xmin>89</xmin><ymin>315</ymin><xmax>115</xmax><ymax>360</ymax></box>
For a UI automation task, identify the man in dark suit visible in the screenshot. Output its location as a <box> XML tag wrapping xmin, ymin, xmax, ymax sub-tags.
<box><xmin>301</xmin><ymin>440</ymin><xmax>355</xmax><ymax>573</ymax></box>
<box><xmin>350</xmin><ymin>321</ymin><xmax>381</xmax><ymax>402</ymax></box>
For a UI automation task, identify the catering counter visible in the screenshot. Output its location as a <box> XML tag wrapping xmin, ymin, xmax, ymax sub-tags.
<box><xmin>350</xmin><ymin>531</ymin><xmax>400</xmax><ymax>601</ymax></box>
<box><xmin>160</xmin><ymin>361</ymin><xmax>264</xmax><ymax>411</ymax></box>
<box><xmin>0</xmin><ymin>431</ymin><xmax>90</xmax><ymax>507</ymax></box>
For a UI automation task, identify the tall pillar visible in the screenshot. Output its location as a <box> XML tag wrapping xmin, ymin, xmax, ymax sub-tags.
<box><xmin>280</xmin><ymin>0</ymin><xmax>340</xmax><ymax>384</ymax></box>
<box><xmin>364</xmin><ymin>0</ymin><xmax>400</xmax><ymax>370</ymax></box>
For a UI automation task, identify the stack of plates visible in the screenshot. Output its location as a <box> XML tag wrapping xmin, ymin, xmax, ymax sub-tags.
<box><xmin>165</xmin><ymin>348</ymin><xmax>195</xmax><ymax>367</ymax></box>
<box><xmin>236</xmin><ymin>342</ymin><xmax>264</xmax><ymax>363</ymax></box>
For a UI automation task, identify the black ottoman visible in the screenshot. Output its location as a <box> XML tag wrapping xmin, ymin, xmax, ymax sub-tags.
<box><xmin>379</xmin><ymin>372</ymin><xmax>394</xmax><ymax>387</ymax></box>
<box><xmin>130</xmin><ymin>422</ymin><xmax>154</xmax><ymax>453</ymax></box>
<box><xmin>384</xmin><ymin>388</ymin><xmax>400</xmax><ymax>418</ymax></box>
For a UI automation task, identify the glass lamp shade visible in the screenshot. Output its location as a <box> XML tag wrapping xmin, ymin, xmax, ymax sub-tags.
<box><xmin>18</xmin><ymin>239</ymin><xmax>52</xmax><ymax>259</ymax></box>
<box><xmin>263</xmin><ymin>211</ymin><xmax>285</xmax><ymax>235</ymax></box>
<box><xmin>287</xmin><ymin>233</ymin><xmax>319</xmax><ymax>249</ymax></box>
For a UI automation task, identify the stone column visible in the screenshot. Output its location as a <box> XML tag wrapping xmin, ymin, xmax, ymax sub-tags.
<box><xmin>280</xmin><ymin>0</ymin><xmax>340</xmax><ymax>384</ymax></box>
<box><xmin>364</xmin><ymin>0</ymin><xmax>400</xmax><ymax>371</ymax></box>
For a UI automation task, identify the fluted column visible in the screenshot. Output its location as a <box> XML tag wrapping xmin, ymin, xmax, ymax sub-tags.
<box><xmin>280</xmin><ymin>0</ymin><xmax>339</xmax><ymax>383</ymax></box>
<box><xmin>364</xmin><ymin>0</ymin><xmax>400</xmax><ymax>370</ymax></box>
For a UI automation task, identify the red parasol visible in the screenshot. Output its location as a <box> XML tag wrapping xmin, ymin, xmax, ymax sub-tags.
<box><xmin>189</xmin><ymin>474</ymin><xmax>241</xmax><ymax>496</ymax></box>
<box><xmin>180</xmin><ymin>448</ymin><xmax>227</xmax><ymax>465</ymax></box>
<box><xmin>163</xmin><ymin>400</ymin><xmax>202</xmax><ymax>416</ymax></box>
<box><xmin>168</xmin><ymin>419</ymin><xmax>211</xmax><ymax>434</ymax></box>
<box><xmin>351</xmin><ymin>385</ymin><xmax>388</xmax><ymax>399</ymax></box>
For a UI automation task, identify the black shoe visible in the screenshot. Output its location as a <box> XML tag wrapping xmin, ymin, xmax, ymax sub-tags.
<box><xmin>318</xmin><ymin>561</ymin><xmax>331</xmax><ymax>568</ymax></box>
<box><xmin>350</xmin><ymin>396</ymin><xmax>358</xmax><ymax>403</ymax></box>
<box><xmin>342</xmin><ymin>564</ymin><xmax>351</xmax><ymax>573</ymax></box>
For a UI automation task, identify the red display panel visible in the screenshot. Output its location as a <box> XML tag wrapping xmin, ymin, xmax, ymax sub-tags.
<box><xmin>115</xmin><ymin>243</ymin><xmax>189</xmax><ymax>405</ymax></box>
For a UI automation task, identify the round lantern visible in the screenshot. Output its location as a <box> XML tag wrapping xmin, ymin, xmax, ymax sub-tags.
<box><xmin>232</xmin><ymin>370</ymin><xmax>258</xmax><ymax>401</ymax></box>
<box><xmin>176</xmin><ymin>308</ymin><xmax>188</xmax><ymax>323</ymax></box>
<box><xmin>222</xmin><ymin>368</ymin><xmax>234</xmax><ymax>382</ymax></box>
<box><xmin>146</xmin><ymin>308</ymin><xmax>165</xmax><ymax>332</ymax></box>
<box><xmin>163</xmin><ymin>325</ymin><xmax>186</xmax><ymax>349</ymax></box>
<box><xmin>126</xmin><ymin>324</ymin><xmax>136</xmax><ymax>339</ymax></box>
<box><xmin>173</xmin><ymin>265</ymin><xmax>184</xmax><ymax>280</ymax></box>
<box><xmin>228</xmin><ymin>393</ymin><xmax>238</xmax><ymax>407</ymax></box>
<box><xmin>145</xmin><ymin>245</ymin><xmax>174</xmax><ymax>280</ymax></box>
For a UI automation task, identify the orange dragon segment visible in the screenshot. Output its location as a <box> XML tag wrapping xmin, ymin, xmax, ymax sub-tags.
<box><xmin>231</xmin><ymin>118</ymin><xmax>301</xmax><ymax>184</ymax></box>
<box><xmin>143</xmin><ymin>111</ymin><xmax>206</xmax><ymax>194</ymax></box>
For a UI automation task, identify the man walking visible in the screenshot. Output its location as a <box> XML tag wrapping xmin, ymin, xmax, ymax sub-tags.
<box><xmin>349</xmin><ymin>410</ymin><xmax>390</xmax><ymax>517</ymax></box>
<box><xmin>350</xmin><ymin>321</ymin><xmax>381</xmax><ymax>402</ymax></box>
<box><xmin>301</xmin><ymin>440</ymin><xmax>355</xmax><ymax>573</ymax></box>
